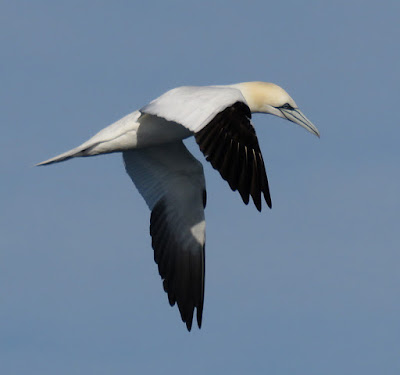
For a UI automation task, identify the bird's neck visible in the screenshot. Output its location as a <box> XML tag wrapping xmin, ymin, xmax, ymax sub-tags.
<box><xmin>229</xmin><ymin>82</ymin><xmax>272</xmax><ymax>113</ymax></box>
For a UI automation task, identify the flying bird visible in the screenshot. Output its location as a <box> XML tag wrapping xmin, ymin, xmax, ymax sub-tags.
<box><xmin>37</xmin><ymin>82</ymin><xmax>319</xmax><ymax>331</ymax></box>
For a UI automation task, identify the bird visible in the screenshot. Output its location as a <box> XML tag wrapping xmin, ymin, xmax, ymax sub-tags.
<box><xmin>37</xmin><ymin>81</ymin><xmax>319</xmax><ymax>331</ymax></box>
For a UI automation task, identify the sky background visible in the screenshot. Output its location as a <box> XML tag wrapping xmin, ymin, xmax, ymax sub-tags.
<box><xmin>1</xmin><ymin>0</ymin><xmax>399</xmax><ymax>374</ymax></box>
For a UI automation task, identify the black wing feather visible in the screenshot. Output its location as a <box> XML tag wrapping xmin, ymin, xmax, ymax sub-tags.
<box><xmin>195</xmin><ymin>102</ymin><xmax>271</xmax><ymax>210</ymax></box>
<box><xmin>150</xmin><ymin>198</ymin><xmax>205</xmax><ymax>331</ymax></box>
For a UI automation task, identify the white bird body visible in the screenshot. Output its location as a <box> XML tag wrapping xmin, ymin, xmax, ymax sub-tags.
<box><xmin>38</xmin><ymin>82</ymin><xmax>319</xmax><ymax>330</ymax></box>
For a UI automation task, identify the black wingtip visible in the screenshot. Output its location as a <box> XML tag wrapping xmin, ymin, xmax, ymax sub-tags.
<box><xmin>239</xmin><ymin>190</ymin><xmax>250</xmax><ymax>205</ymax></box>
<box><xmin>264</xmin><ymin>191</ymin><xmax>272</xmax><ymax>209</ymax></box>
<box><xmin>184</xmin><ymin>308</ymin><xmax>202</xmax><ymax>331</ymax></box>
<box><xmin>197</xmin><ymin>308</ymin><xmax>203</xmax><ymax>329</ymax></box>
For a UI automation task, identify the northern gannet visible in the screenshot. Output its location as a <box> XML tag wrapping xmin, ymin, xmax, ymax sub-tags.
<box><xmin>37</xmin><ymin>82</ymin><xmax>319</xmax><ymax>331</ymax></box>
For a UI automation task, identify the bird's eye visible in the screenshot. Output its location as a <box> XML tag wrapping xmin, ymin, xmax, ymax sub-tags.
<box><xmin>280</xmin><ymin>103</ymin><xmax>293</xmax><ymax>110</ymax></box>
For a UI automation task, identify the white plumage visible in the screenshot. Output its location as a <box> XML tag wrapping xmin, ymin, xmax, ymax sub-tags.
<box><xmin>141</xmin><ymin>86</ymin><xmax>246</xmax><ymax>132</ymax></box>
<box><xmin>38</xmin><ymin>81</ymin><xmax>319</xmax><ymax>330</ymax></box>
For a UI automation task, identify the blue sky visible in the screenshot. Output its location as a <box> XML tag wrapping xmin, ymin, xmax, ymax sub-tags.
<box><xmin>1</xmin><ymin>0</ymin><xmax>399</xmax><ymax>374</ymax></box>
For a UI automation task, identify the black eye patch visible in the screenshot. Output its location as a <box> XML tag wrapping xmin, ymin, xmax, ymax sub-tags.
<box><xmin>280</xmin><ymin>103</ymin><xmax>294</xmax><ymax>110</ymax></box>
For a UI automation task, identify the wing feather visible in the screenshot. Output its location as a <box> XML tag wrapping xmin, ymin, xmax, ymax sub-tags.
<box><xmin>123</xmin><ymin>142</ymin><xmax>206</xmax><ymax>331</ymax></box>
<box><xmin>195</xmin><ymin>102</ymin><xmax>272</xmax><ymax>210</ymax></box>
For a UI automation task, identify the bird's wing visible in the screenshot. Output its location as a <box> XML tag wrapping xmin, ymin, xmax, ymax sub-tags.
<box><xmin>195</xmin><ymin>102</ymin><xmax>271</xmax><ymax>211</ymax></box>
<box><xmin>123</xmin><ymin>141</ymin><xmax>206</xmax><ymax>331</ymax></box>
<box><xmin>141</xmin><ymin>86</ymin><xmax>271</xmax><ymax>210</ymax></box>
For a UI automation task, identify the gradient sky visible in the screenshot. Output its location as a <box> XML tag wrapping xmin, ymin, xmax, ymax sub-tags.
<box><xmin>1</xmin><ymin>1</ymin><xmax>399</xmax><ymax>374</ymax></box>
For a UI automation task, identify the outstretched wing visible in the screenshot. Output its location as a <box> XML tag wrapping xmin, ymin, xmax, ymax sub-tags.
<box><xmin>123</xmin><ymin>141</ymin><xmax>206</xmax><ymax>331</ymax></box>
<box><xmin>141</xmin><ymin>86</ymin><xmax>271</xmax><ymax>210</ymax></box>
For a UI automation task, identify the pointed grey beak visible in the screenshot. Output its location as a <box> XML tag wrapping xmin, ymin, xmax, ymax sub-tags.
<box><xmin>280</xmin><ymin>108</ymin><xmax>320</xmax><ymax>137</ymax></box>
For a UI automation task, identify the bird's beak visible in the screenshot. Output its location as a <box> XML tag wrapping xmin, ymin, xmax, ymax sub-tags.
<box><xmin>280</xmin><ymin>108</ymin><xmax>320</xmax><ymax>137</ymax></box>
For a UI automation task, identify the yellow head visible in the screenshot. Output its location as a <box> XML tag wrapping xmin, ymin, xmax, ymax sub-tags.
<box><xmin>231</xmin><ymin>81</ymin><xmax>320</xmax><ymax>137</ymax></box>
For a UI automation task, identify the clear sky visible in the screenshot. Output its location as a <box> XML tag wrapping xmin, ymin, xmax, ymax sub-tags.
<box><xmin>1</xmin><ymin>1</ymin><xmax>399</xmax><ymax>374</ymax></box>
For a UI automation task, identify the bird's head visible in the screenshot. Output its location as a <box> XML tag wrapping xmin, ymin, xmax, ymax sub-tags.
<box><xmin>234</xmin><ymin>81</ymin><xmax>320</xmax><ymax>137</ymax></box>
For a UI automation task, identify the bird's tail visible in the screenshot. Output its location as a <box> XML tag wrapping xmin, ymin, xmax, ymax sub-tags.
<box><xmin>36</xmin><ymin>143</ymin><xmax>94</xmax><ymax>166</ymax></box>
<box><xmin>36</xmin><ymin>110</ymin><xmax>142</xmax><ymax>167</ymax></box>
